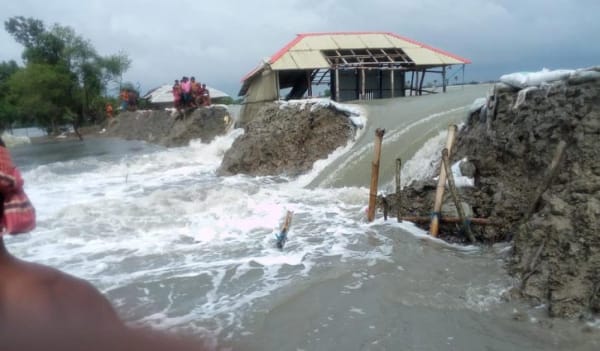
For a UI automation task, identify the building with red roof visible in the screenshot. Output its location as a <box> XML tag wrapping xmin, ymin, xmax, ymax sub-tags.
<box><xmin>239</xmin><ymin>32</ymin><xmax>470</xmax><ymax>104</ymax></box>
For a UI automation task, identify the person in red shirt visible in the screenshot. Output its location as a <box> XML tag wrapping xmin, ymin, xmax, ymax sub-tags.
<box><xmin>105</xmin><ymin>103</ymin><xmax>113</xmax><ymax>119</ymax></box>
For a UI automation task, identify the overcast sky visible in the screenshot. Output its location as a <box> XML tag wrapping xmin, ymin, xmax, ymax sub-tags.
<box><xmin>1</xmin><ymin>0</ymin><xmax>599</xmax><ymax>96</ymax></box>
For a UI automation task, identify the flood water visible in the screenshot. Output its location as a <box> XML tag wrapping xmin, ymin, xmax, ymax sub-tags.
<box><xmin>4</xmin><ymin>87</ymin><xmax>599</xmax><ymax>350</ymax></box>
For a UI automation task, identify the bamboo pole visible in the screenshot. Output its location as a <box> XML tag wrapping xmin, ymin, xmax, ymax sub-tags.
<box><xmin>442</xmin><ymin>148</ymin><xmax>475</xmax><ymax>243</ymax></box>
<box><xmin>429</xmin><ymin>125</ymin><xmax>458</xmax><ymax>236</ymax></box>
<box><xmin>367</xmin><ymin>128</ymin><xmax>386</xmax><ymax>222</ymax></box>
<box><xmin>282</xmin><ymin>210</ymin><xmax>293</xmax><ymax>233</ymax></box>
<box><xmin>395</xmin><ymin>158</ymin><xmax>402</xmax><ymax>222</ymax></box>
<box><xmin>525</xmin><ymin>140</ymin><xmax>567</xmax><ymax>219</ymax></box>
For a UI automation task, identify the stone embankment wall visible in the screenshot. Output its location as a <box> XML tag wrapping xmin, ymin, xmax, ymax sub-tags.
<box><xmin>382</xmin><ymin>67</ymin><xmax>600</xmax><ymax>319</ymax></box>
<box><xmin>107</xmin><ymin>106</ymin><xmax>233</xmax><ymax>147</ymax></box>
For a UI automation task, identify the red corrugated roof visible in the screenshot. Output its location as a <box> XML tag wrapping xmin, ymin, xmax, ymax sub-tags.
<box><xmin>241</xmin><ymin>31</ymin><xmax>471</xmax><ymax>82</ymax></box>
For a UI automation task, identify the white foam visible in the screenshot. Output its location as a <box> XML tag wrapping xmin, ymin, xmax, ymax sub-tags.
<box><xmin>372</xmin><ymin>218</ymin><xmax>478</xmax><ymax>252</ymax></box>
<box><xmin>401</xmin><ymin>130</ymin><xmax>447</xmax><ymax>187</ymax></box>
<box><xmin>469</xmin><ymin>98</ymin><xmax>487</xmax><ymax>113</ymax></box>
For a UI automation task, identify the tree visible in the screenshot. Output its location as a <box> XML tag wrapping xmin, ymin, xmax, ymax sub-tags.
<box><xmin>5</xmin><ymin>17</ymin><xmax>64</xmax><ymax>65</ymax></box>
<box><xmin>99</xmin><ymin>52</ymin><xmax>131</xmax><ymax>93</ymax></box>
<box><xmin>3</xmin><ymin>16</ymin><xmax>131</xmax><ymax>135</ymax></box>
<box><xmin>3</xmin><ymin>17</ymin><xmax>44</xmax><ymax>49</ymax></box>
<box><xmin>0</xmin><ymin>60</ymin><xmax>22</xmax><ymax>131</ymax></box>
<box><xmin>7</xmin><ymin>63</ymin><xmax>74</xmax><ymax>134</ymax></box>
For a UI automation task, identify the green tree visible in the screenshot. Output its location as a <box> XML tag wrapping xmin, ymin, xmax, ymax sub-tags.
<box><xmin>3</xmin><ymin>16</ymin><xmax>131</xmax><ymax>135</ymax></box>
<box><xmin>7</xmin><ymin>63</ymin><xmax>74</xmax><ymax>134</ymax></box>
<box><xmin>0</xmin><ymin>60</ymin><xmax>22</xmax><ymax>130</ymax></box>
<box><xmin>5</xmin><ymin>17</ymin><xmax>64</xmax><ymax>65</ymax></box>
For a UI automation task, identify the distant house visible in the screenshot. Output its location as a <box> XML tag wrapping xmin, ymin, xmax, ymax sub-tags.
<box><xmin>143</xmin><ymin>84</ymin><xmax>230</xmax><ymax>109</ymax></box>
<box><xmin>239</xmin><ymin>32</ymin><xmax>471</xmax><ymax>103</ymax></box>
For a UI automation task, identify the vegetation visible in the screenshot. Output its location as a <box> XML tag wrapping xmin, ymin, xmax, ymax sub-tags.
<box><xmin>0</xmin><ymin>16</ymin><xmax>131</xmax><ymax>136</ymax></box>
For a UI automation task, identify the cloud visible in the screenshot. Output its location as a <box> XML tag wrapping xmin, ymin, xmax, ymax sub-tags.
<box><xmin>1</xmin><ymin>0</ymin><xmax>599</xmax><ymax>96</ymax></box>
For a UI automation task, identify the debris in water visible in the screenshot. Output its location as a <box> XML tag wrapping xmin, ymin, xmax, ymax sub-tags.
<box><xmin>275</xmin><ymin>210</ymin><xmax>293</xmax><ymax>249</ymax></box>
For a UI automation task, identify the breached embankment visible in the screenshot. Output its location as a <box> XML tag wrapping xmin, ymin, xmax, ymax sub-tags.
<box><xmin>106</xmin><ymin>105</ymin><xmax>233</xmax><ymax>147</ymax></box>
<box><xmin>218</xmin><ymin>100</ymin><xmax>363</xmax><ymax>176</ymax></box>
<box><xmin>380</xmin><ymin>67</ymin><xmax>600</xmax><ymax>319</ymax></box>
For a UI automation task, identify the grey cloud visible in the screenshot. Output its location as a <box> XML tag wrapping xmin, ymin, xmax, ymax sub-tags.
<box><xmin>1</xmin><ymin>0</ymin><xmax>599</xmax><ymax>96</ymax></box>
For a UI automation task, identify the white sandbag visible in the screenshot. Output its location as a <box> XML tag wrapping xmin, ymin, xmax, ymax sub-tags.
<box><xmin>500</xmin><ymin>68</ymin><xmax>574</xmax><ymax>88</ymax></box>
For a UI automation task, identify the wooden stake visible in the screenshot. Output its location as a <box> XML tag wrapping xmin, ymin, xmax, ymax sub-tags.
<box><xmin>442</xmin><ymin>148</ymin><xmax>475</xmax><ymax>243</ymax></box>
<box><xmin>281</xmin><ymin>210</ymin><xmax>293</xmax><ymax>233</ymax></box>
<box><xmin>525</xmin><ymin>140</ymin><xmax>567</xmax><ymax>219</ymax></box>
<box><xmin>367</xmin><ymin>128</ymin><xmax>386</xmax><ymax>222</ymax></box>
<box><xmin>395</xmin><ymin>158</ymin><xmax>402</xmax><ymax>222</ymax></box>
<box><xmin>430</xmin><ymin>125</ymin><xmax>458</xmax><ymax>236</ymax></box>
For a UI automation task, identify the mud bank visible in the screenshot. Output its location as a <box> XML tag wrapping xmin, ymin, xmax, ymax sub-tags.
<box><xmin>381</xmin><ymin>67</ymin><xmax>600</xmax><ymax>319</ymax></box>
<box><xmin>218</xmin><ymin>100</ymin><xmax>363</xmax><ymax>176</ymax></box>
<box><xmin>106</xmin><ymin>106</ymin><xmax>233</xmax><ymax>147</ymax></box>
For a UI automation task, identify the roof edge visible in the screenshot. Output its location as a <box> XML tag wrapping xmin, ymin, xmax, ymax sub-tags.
<box><xmin>269</xmin><ymin>34</ymin><xmax>307</xmax><ymax>65</ymax></box>
<box><xmin>385</xmin><ymin>32</ymin><xmax>471</xmax><ymax>64</ymax></box>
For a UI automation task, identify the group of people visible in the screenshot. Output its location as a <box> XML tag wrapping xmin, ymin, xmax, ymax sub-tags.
<box><xmin>119</xmin><ymin>89</ymin><xmax>138</xmax><ymax>111</ymax></box>
<box><xmin>172</xmin><ymin>76</ymin><xmax>211</xmax><ymax>109</ymax></box>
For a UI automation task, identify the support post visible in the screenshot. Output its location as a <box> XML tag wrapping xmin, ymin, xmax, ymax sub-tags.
<box><xmin>367</xmin><ymin>128</ymin><xmax>386</xmax><ymax>222</ymax></box>
<box><xmin>419</xmin><ymin>70</ymin><xmax>426</xmax><ymax>95</ymax></box>
<box><xmin>395</xmin><ymin>158</ymin><xmax>402</xmax><ymax>222</ymax></box>
<box><xmin>306</xmin><ymin>70</ymin><xmax>312</xmax><ymax>98</ymax></box>
<box><xmin>442</xmin><ymin>148</ymin><xmax>475</xmax><ymax>243</ymax></box>
<box><xmin>525</xmin><ymin>140</ymin><xmax>567</xmax><ymax>219</ymax></box>
<box><xmin>411</xmin><ymin>71</ymin><xmax>416</xmax><ymax>96</ymax></box>
<box><xmin>379</xmin><ymin>70</ymin><xmax>383</xmax><ymax>99</ymax></box>
<box><xmin>275</xmin><ymin>71</ymin><xmax>281</xmax><ymax>100</ymax></box>
<box><xmin>442</xmin><ymin>66</ymin><xmax>447</xmax><ymax>93</ymax></box>
<box><xmin>430</xmin><ymin>125</ymin><xmax>458</xmax><ymax>236</ymax></box>
<box><xmin>335</xmin><ymin>67</ymin><xmax>340</xmax><ymax>102</ymax></box>
<box><xmin>390</xmin><ymin>70</ymin><xmax>395</xmax><ymax>98</ymax></box>
<box><xmin>361</xmin><ymin>69</ymin><xmax>366</xmax><ymax>100</ymax></box>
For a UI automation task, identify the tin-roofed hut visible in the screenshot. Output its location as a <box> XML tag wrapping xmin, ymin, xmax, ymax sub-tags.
<box><xmin>238</xmin><ymin>32</ymin><xmax>471</xmax><ymax>124</ymax></box>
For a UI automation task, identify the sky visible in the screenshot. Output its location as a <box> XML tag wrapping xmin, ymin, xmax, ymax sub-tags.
<box><xmin>1</xmin><ymin>0</ymin><xmax>599</xmax><ymax>97</ymax></box>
